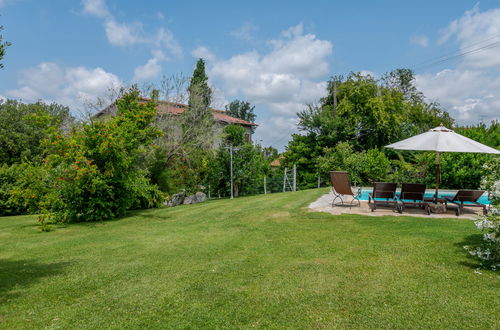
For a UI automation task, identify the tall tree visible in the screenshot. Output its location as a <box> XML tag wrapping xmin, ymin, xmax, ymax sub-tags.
<box><xmin>285</xmin><ymin>69</ymin><xmax>455</xmax><ymax>188</ymax></box>
<box><xmin>0</xmin><ymin>100</ymin><xmax>73</xmax><ymax>164</ymax></box>
<box><xmin>0</xmin><ymin>24</ymin><xmax>11</xmax><ymax>69</ymax></box>
<box><xmin>225</xmin><ymin>100</ymin><xmax>257</xmax><ymax>133</ymax></box>
<box><xmin>188</xmin><ymin>58</ymin><xmax>212</xmax><ymax>110</ymax></box>
<box><xmin>225</xmin><ymin>100</ymin><xmax>256</xmax><ymax>123</ymax></box>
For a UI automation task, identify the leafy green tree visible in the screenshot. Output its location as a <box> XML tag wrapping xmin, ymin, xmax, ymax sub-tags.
<box><xmin>148</xmin><ymin>71</ymin><xmax>216</xmax><ymax>195</ymax></box>
<box><xmin>382</xmin><ymin>68</ymin><xmax>423</xmax><ymax>102</ymax></box>
<box><xmin>285</xmin><ymin>69</ymin><xmax>455</xmax><ymax>188</ymax></box>
<box><xmin>222</xmin><ymin>124</ymin><xmax>246</xmax><ymax>146</ymax></box>
<box><xmin>0</xmin><ymin>24</ymin><xmax>11</xmax><ymax>69</ymax></box>
<box><xmin>225</xmin><ymin>100</ymin><xmax>256</xmax><ymax>126</ymax></box>
<box><xmin>318</xmin><ymin>142</ymin><xmax>391</xmax><ymax>185</ymax></box>
<box><xmin>29</xmin><ymin>89</ymin><xmax>164</xmax><ymax>223</ymax></box>
<box><xmin>0</xmin><ymin>99</ymin><xmax>73</xmax><ymax>164</ymax></box>
<box><xmin>282</xmin><ymin>133</ymin><xmax>324</xmax><ymax>189</ymax></box>
<box><xmin>207</xmin><ymin>125</ymin><xmax>266</xmax><ymax>197</ymax></box>
<box><xmin>188</xmin><ymin>58</ymin><xmax>211</xmax><ymax>110</ymax></box>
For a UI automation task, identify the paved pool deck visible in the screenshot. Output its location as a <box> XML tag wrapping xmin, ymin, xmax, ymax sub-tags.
<box><xmin>308</xmin><ymin>192</ymin><xmax>485</xmax><ymax>219</ymax></box>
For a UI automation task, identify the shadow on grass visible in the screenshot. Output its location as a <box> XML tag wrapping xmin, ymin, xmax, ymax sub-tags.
<box><xmin>455</xmin><ymin>234</ymin><xmax>483</xmax><ymax>269</ymax></box>
<box><xmin>0</xmin><ymin>259</ymin><xmax>70</xmax><ymax>304</ymax></box>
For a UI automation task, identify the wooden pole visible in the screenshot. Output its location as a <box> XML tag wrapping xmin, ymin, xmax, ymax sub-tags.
<box><xmin>435</xmin><ymin>152</ymin><xmax>440</xmax><ymax>201</ymax></box>
<box><xmin>264</xmin><ymin>176</ymin><xmax>267</xmax><ymax>195</ymax></box>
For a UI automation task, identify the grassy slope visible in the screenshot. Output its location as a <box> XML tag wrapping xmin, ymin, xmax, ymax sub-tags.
<box><xmin>0</xmin><ymin>188</ymin><xmax>498</xmax><ymax>329</ymax></box>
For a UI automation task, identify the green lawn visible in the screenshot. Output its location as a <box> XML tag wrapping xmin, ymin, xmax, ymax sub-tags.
<box><xmin>0</xmin><ymin>188</ymin><xmax>498</xmax><ymax>329</ymax></box>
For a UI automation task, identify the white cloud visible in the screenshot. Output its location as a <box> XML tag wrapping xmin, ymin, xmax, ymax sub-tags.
<box><xmin>81</xmin><ymin>0</ymin><xmax>182</xmax><ymax>66</ymax></box>
<box><xmin>416</xmin><ymin>68</ymin><xmax>500</xmax><ymax>123</ymax></box>
<box><xmin>82</xmin><ymin>0</ymin><xmax>110</xmax><ymax>19</ymax></box>
<box><xmin>254</xmin><ymin>116</ymin><xmax>300</xmax><ymax>151</ymax></box>
<box><xmin>410</xmin><ymin>34</ymin><xmax>429</xmax><ymax>47</ymax></box>
<box><xmin>230</xmin><ymin>22</ymin><xmax>259</xmax><ymax>41</ymax></box>
<box><xmin>209</xmin><ymin>24</ymin><xmax>332</xmax><ymax>118</ymax></box>
<box><xmin>6</xmin><ymin>62</ymin><xmax>122</xmax><ymax>113</ymax></box>
<box><xmin>204</xmin><ymin>24</ymin><xmax>331</xmax><ymax>149</ymax></box>
<box><xmin>192</xmin><ymin>46</ymin><xmax>216</xmax><ymax>62</ymax></box>
<box><xmin>104</xmin><ymin>20</ymin><xmax>144</xmax><ymax>46</ymax></box>
<box><xmin>155</xmin><ymin>28</ymin><xmax>182</xmax><ymax>58</ymax></box>
<box><xmin>416</xmin><ymin>5</ymin><xmax>500</xmax><ymax>125</ymax></box>
<box><xmin>439</xmin><ymin>4</ymin><xmax>500</xmax><ymax>68</ymax></box>
<box><xmin>133</xmin><ymin>50</ymin><xmax>167</xmax><ymax>82</ymax></box>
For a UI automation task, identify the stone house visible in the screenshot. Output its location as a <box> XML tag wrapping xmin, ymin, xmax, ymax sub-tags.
<box><xmin>95</xmin><ymin>98</ymin><xmax>257</xmax><ymax>147</ymax></box>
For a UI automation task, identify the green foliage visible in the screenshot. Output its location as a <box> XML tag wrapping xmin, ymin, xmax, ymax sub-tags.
<box><xmin>282</xmin><ymin>134</ymin><xmax>324</xmax><ymax>189</ymax></box>
<box><xmin>225</xmin><ymin>100</ymin><xmax>256</xmax><ymax>128</ymax></box>
<box><xmin>298</xmin><ymin>71</ymin><xmax>453</xmax><ymax>151</ymax></box>
<box><xmin>146</xmin><ymin>68</ymin><xmax>217</xmax><ymax>196</ymax></box>
<box><xmin>32</xmin><ymin>89</ymin><xmax>164</xmax><ymax>223</ymax></box>
<box><xmin>0</xmin><ymin>99</ymin><xmax>73</xmax><ymax>164</ymax></box>
<box><xmin>223</xmin><ymin>124</ymin><xmax>246</xmax><ymax>146</ymax></box>
<box><xmin>464</xmin><ymin>158</ymin><xmax>500</xmax><ymax>270</ymax></box>
<box><xmin>318</xmin><ymin>142</ymin><xmax>391</xmax><ymax>185</ymax></box>
<box><xmin>387</xmin><ymin>153</ymin><xmax>428</xmax><ymax>184</ymax></box>
<box><xmin>188</xmin><ymin>58</ymin><xmax>212</xmax><ymax>110</ymax></box>
<box><xmin>208</xmin><ymin>125</ymin><xmax>267</xmax><ymax>196</ymax></box>
<box><xmin>208</xmin><ymin>143</ymin><xmax>266</xmax><ymax>197</ymax></box>
<box><xmin>285</xmin><ymin>69</ymin><xmax>499</xmax><ymax>189</ymax></box>
<box><xmin>0</xmin><ymin>24</ymin><xmax>11</xmax><ymax>69</ymax></box>
<box><xmin>0</xmin><ymin>163</ymin><xmax>51</xmax><ymax>216</ymax></box>
<box><xmin>0</xmin><ymin>163</ymin><xmax>23</xmax><ymax>215</ymax></box>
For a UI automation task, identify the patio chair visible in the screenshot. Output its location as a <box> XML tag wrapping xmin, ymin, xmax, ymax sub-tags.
<box><xmin>329</xmin><ymin>171</ymin><xmax>361</xmax><ymax>208</ymax></box>
<box><xmin>368</xmin><ymin>182</ymin><xmax>398</xmax><ymax>212</ymax></box>
<box><xmin>444</xmin><ymin>190</ymin><xmax>488</xmax><ymax>216</ymax></box>
<box><xmin>396</xmin><ymin>183</ymin><xmax>430</xmax><ymax>215</ymax></box>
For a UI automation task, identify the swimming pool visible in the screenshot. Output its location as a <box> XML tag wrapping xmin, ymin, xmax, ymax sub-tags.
<box><xmin>356</xmin><ymin>188</ymin><xmax>491</xmax><ymax>205</ymax></box>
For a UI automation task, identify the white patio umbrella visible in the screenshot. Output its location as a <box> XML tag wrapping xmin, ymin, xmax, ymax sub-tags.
<box><xmin>385</xmin><ymin>124</ymin><xmax>500</xmax><ymax>199</ymax></box>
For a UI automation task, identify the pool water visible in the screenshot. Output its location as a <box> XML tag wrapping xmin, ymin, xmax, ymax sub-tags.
<box><xmin>357</xmin><ymin>189</ymin><xmax>491</xmax><ymax>205</ymax></box>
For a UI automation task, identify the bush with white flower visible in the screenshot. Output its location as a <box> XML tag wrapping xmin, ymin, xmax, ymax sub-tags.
<box><xmin>464</xmin><ymin>158</ymin><xmax>500</xmax><ymax>270</ymax></box>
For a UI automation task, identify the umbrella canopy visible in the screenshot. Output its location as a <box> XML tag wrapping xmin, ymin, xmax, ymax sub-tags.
<box><xmin>385</xmin><ymin>124</ymin><xmax>499</xmax><ymax>200</ymax></box>
<box><xmin>385</xmin><ymin>125</ymin><xmax>500</xmax><ymax>154</ymax></box>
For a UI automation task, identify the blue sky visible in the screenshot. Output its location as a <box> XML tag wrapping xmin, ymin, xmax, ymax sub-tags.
<box><xmin>1</xmin><ymin>0</ymin><xmax>500</xmax><ymax>149</ymax></box>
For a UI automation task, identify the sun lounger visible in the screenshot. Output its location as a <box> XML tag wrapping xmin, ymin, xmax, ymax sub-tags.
<box><xmin>329</xmin><ymin>171</ymin><xmax>361</xmax><ymax>208</ymax></box>
<box><xmin>397</xmin><ymin>183</ymin><xmax>429</xmax><ymax>215</ymax></box>
<box><xmin>444</xmin><ymin>190</ymin><xmax>488</xmax><ymax>216</ymax></box>
<box><xmin>368</xmin><ymin>182</ymin><xmax>398</xmax><ymax>212</ymax></box>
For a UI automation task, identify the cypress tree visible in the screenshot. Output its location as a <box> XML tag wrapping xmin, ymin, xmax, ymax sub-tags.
<box><xmin>188</xmin><ymin>58</ymin><xmax>212</xmax><ymax>110</ymax></box>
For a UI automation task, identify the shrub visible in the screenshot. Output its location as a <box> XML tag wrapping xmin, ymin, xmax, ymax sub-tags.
<box><xmin>318</xmin><ymin>142</ymin><xmax>390</xmax><ymax>185</ymax></box>
<box><xmin>464</xmin><ymin>158</ymin><xmax>500</xmax><ymax>270</ymax></box>
<box><xmin>0</xmin><ymin>163</ymin><xmax>50</xmax><ymax>216</ymax></box>
<box><xmin>0</xmin><ymin>99</ymin><xmax>73</xmax><ymax>165</ymax></box>
<box><xmin>0</xmin><ymin>163</ymin><xmax>26</xmax><ymax>215</ymax></box>
<box><xmin>37</xmin><ymin>89</ymin><xmax>164</xmax><ymax>223</ymax></box>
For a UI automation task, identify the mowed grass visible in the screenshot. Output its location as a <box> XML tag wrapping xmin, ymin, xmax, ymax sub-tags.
<box><xmin>0</xmin><ymin>189</ymin><xmax>498</xmax><ymax>329</ymax></box>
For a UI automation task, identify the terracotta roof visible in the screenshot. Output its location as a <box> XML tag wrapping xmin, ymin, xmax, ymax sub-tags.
<box><xmin>270</xmin><ymin>157</ymin><xmax>283</xmax><ymax>167</ymax></box>
<box><xmin>145</xmin><ymin>98</ymin><xmax>257</xmax><ymax>127</ymax></box>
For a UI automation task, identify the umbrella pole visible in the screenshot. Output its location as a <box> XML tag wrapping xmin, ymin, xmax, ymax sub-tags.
<box><xmin>435</xmin><ymin>152</ymin><xmax>440</xmax><ymax>201</ymax></box>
